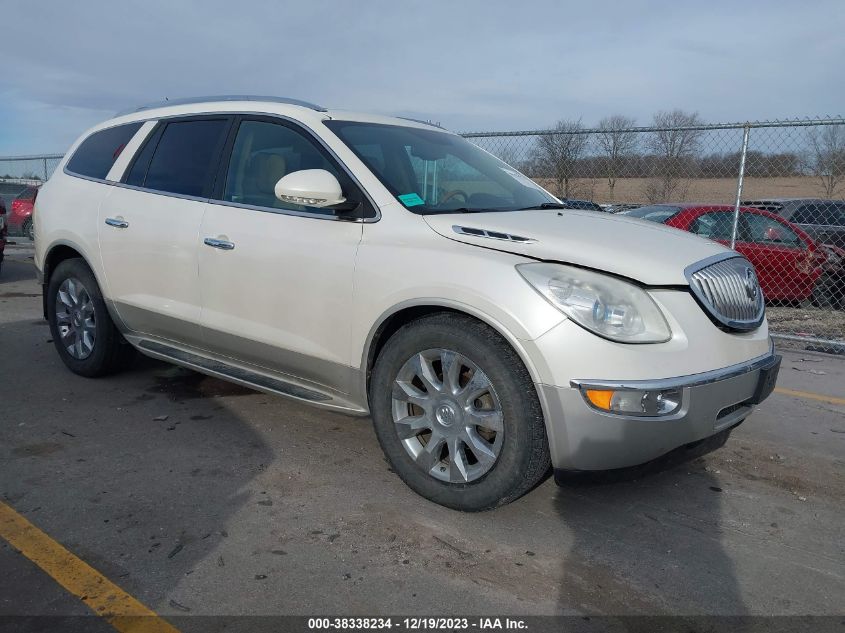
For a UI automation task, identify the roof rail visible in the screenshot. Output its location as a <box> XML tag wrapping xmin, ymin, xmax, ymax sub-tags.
<box><xmin>396</xmin><ymin>116</ymin><xmax>445</xmax><ymax>130</ymax></box>
<box><xmin>115</xmin><ymin>95</ymin><xmax>327</xmax><ymax>117</ymax></box>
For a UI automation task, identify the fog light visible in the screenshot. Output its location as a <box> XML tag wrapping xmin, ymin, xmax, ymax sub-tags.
<box><xmin>584</xmin><ymin>388</ymin><xmax>682</xmax><ymax>416</ymax></box>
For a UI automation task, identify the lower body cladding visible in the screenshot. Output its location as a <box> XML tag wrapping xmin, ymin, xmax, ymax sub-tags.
<box><xmin>540</xmin><ymin>347</ymin><xmax>781</xmax><ymax>473</ymax></box>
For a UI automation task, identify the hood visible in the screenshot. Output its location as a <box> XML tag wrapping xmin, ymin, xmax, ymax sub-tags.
<box><xmin>424</xmin><ymin>209</ymin><xmax>730</xmax><ymax>285</ymax></box>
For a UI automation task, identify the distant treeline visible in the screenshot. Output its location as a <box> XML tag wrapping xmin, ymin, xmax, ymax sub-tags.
<box><xmin>518</xmin><ymin>151</ymin><xmax>803</xmax><ymax>180</ymax></box>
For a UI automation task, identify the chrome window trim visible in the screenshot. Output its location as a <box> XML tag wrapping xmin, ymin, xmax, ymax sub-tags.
<box><xmin>63</xmin><ymin>110</ymin><xmax>382</xmax><ymax>224</ymax></box>
<box><xmin>205</xmin><ymin>198</ymin><xmax>365</xmax><ymax>222</ymax></box>
<box><xmin>571</xmin><ymin>341</ymin><xmax>777</xmax><ymax>392</ymax></box>
<box><xmin>683</xmin><ymin>252</ymin><xmax>766</xmax><ymax>331</ymax></box>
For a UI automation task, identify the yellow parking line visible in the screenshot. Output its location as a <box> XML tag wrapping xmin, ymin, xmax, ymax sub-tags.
<box><xmin>0</xmin><ymin>501</ymin><xmax>180</xmax><ymax>633</ymax></box>
<box><xmin>774</xmin><ymin>387</ymin><xmax>845</xmax><ymax>407</ymax></box>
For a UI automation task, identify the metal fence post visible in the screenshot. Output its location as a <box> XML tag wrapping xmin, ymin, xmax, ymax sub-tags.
<box><xmin>730</xmin><ymin>124</ymin><xmax>750</xmax><ymax>249</ymax></box>
<box><xmin>42</xmin><ymin>157</ymin><xmax>48</xmax><ymax>182</ymax></box>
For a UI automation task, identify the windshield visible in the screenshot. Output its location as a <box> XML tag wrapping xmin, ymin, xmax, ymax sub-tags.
<box><xmin>621</xmin><ymin>205</ymin><xmax>683</xmax><ymax>223</ymax></box>
<box><xmin>324</xmin><ymin>121</ymin><xmax>557</xmax><ymax>214</ymax></box>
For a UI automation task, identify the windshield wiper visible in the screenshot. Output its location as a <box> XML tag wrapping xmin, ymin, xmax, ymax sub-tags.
<box><xmin>422</xmin><ymin>207</ymin><xmax>490</xmax><ymax>214</ymax></box>
<box><xmin>516</xmin><ymin>202</ymin><xmax>571</xmax><ymax>210</ymax></box>
<box><xmin>422</xmin><ymin>207</ymin><xmax>522</xmax><ymax>215</ymax></box>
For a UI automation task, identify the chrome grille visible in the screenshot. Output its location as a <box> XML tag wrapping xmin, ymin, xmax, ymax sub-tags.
<box><xmin>686</xmin><ymin>255</ymin><xmax>765</xmax><ymax>331</ymax></box>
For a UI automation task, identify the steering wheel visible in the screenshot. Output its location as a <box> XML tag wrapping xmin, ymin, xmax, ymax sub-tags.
<box><xmin>440</xmin><ymin>189</ymin><xmax>469</xmax><ymax>205</ymax></box>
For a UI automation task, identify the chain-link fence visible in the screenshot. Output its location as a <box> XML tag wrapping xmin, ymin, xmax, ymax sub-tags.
<box><xmin>0</xmin><ymin>154</ymin><xmax>63</xmax><ymax>184</ymax></box>
<box><xmin>463</xmin><ymin>117</ymin><xmax>845</xmax><ymax>355</ymax></box>
<box><xmin>1</xmin><ymin>117</ymin><xmax>843</xmax><ymax>353</ymax></box>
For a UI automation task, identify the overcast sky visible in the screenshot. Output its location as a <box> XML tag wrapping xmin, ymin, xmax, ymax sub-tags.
<box><xmin>0</xmin><ymin>0</ymin><xmax>842</xmax><ymax>154</ymax></box>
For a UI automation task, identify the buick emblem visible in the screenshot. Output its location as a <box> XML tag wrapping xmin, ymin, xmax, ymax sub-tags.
<box><xmin>743</xmin><ymin>267</ymin><xmax>758</xmax><ymax>301</ymax></box>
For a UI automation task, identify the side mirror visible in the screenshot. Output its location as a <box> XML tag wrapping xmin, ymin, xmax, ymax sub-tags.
<box><xmin>274</xmin><ymin>169</ymin><xmax>346</xmax><ymax>208</ymax></box>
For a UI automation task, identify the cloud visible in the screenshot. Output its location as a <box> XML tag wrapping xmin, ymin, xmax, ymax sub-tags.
<box><xmin>0</xmin><ymin>0</ymin><xmax>842</xmax><ymax>153</ymax></box>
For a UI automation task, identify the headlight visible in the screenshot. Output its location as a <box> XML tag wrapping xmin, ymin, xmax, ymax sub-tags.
<box><xmin>517</xmin><ymin>262</ymin><xmax>671</xmax><ymax>343</ymax></box>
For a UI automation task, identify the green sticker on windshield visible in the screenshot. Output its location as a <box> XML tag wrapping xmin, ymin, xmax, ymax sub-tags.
<box><xmin>398</xmin><ymin>193</ymin><xmax>425</xmax><ymax>207</ymax></box>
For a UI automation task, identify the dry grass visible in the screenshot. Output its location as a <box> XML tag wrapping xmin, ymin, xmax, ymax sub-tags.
<box><xmin>532</xmin><ymin>176</ymin><xmax>835</xmax><ymax>205</ymax></box>
<box><xmin>766</xmin><ymin>306</ymin><xmax>845</xmax><ymax>342</ymax></box>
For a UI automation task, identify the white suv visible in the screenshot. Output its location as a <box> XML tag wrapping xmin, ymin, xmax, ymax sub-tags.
<box><xmin>35</xmin><ymin>96</ymin><xmax>780</xmax><ymax>511</ymax></box>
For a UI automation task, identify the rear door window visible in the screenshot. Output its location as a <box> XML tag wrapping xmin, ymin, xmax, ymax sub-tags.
<box><xmin>66</xmin><ymin>123</ymin><xmax>143</xmax><ymax>179</ymax></box>
<box><xmin>142</xmin><ymin>118</ymin><xmax>231</xmax><ymax>197</ymax></box>
<box><xmin>744</xmin><ymin>214</ymin><xmax>801</xmax><ymax>247</ymax></box>
<box><xmin>124</xmin><ymin>124</ymin><xmax>164</xmax><ymax>187</ymax></box>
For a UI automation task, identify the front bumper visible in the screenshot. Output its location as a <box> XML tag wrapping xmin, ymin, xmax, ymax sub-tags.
<box><xmin>540</xmin><ymin>346</ymin><xmax>781</xmax><ymax>471</ymax></box>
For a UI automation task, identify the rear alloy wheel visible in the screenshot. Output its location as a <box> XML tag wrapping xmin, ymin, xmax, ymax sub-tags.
<box><xmin>55</xmin><ymin>277</ymin><xmax>97</xmax><ymax>360</ymax></box>
<box><xmin>47</xmin><ymin>258</ymin><xmax>135</xmax><ymax>377</ymax></box>
<box><xmin>24</xmin><ymin>219</ymin><xmax>34</xmax><ymax>241</ymax></box>
<box><xmin>370</xmin><ymin>313</ymin><xmax>550</xmax><ymax>511</ymax></box>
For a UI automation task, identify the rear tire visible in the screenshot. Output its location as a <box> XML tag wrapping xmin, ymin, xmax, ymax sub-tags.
<box><xmin>47</xmin><ymin>258</ymin><xmax>135</xmax><ymax>377</ymax></box>
<box><xmin>23</xmin><ymin>218</ymin><xmax>34</xmax><ymax>241</ymax></box>
<box><xmin>370</xmin><ymin>313</ymin><xmax>550</xmax><ymax>511</ymax></box>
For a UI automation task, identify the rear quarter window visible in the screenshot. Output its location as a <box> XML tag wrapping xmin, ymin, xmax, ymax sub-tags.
<box><xmin>65</xmin><ymin>123</ymin><xmax>143</xmax><ymax>179</ymax></box>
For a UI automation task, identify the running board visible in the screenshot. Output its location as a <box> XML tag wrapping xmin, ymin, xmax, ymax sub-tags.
<box><xmin>136</xmin><ymin>339</ymin><xmax>367</xmax><ymax>414</ymax></box>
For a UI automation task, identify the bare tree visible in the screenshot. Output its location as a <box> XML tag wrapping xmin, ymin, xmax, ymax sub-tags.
<box><xmin>596</xmin><ymin>115</ymin><xmax>638</xmax><ymax>201</ymax></box>
<box><xmin>806</xmin><ymin>124</ymin><xmax>845</xmax><ymax>198</ymax></box>
<box><xmin>491</xmin><ymin>145</ymin><xmax>523</xmax><ymax>170</ymax></box>
<box><xmin>644</xmin><ymin>110</ymin><xmax>704</xmax><ymax>202</ymax></box>
<box><xmin>533</xmin><ymin>119</ymin><xmax>588</xmax><ymax>198</ymax></box>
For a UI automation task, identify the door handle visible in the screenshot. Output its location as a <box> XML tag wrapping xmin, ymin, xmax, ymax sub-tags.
<box><xmin>105</xmin><ymin>217</ymin><xmax>129</xmax><ymax>229</ymax></box>
<box><xmin>203</xmin><ymin>237</ymin><xmax>235</xmax><ymax>250</ymax></box>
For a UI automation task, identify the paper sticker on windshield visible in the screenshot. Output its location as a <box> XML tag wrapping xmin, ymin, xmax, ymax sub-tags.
<box><xmin>398</xmin><ymin>193</ymin><xmax>425</xmax><ymax>207</ymax></box>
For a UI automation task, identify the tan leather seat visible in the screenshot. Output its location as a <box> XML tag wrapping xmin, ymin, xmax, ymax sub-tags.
<box><xmin>244</xmin><ymin>153</ymin><xmax>286</xmax><ymax>204</ymax></box>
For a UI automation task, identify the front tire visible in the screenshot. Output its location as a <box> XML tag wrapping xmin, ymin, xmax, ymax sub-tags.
<box><xmin>47</xmin><ymin>258</ymin><xmax>135</xmax><ymax>377</ymax></box>
<box><xmin>370</xmin><ymin>313</ymin><xmax>550</xmax><ymax>511</ymax></box>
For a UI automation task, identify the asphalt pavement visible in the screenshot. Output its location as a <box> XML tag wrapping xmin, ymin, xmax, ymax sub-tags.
<box><xmin>0</xmin><ymin>241</ymin><xmax>843</xmax><ymax>623</ymax></box>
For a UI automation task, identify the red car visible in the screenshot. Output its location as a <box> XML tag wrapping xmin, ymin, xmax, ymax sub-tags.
<box><xmin>623</xmin><ymin>204</ymin><xmax>825</xmax><ymax>302</ymax></box>
<box><xmin>0</xmin><ymin>196</ymin><xmax>7</xmax><ymax>273</ymax></box>
<box><xmin>8</xmin><ymin>185</ymin><xmax>39</xmax><ymax>240</ymax></box>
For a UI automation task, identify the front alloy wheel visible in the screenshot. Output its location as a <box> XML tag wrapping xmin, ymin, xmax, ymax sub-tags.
<box><xmin>392</xmin><ymin>349</ymin><xmax>504</xmax><ymax>483</ymax></box>
<box><xmin>370</xmin><ymin>313</ymin><xmax>551</xmax><ymax>511</ymax></box>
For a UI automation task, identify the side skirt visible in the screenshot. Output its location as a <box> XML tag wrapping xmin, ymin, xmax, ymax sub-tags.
<box><xmin>133</xmin><ymin>338</ymin><xmax>369</xmax><ymax>416</ymax></box>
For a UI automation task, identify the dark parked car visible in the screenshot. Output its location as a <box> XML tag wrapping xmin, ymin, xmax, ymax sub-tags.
<box><xmin>812</xmin><ymin>243</ymin><xmax>845</xmax><ymax>309</ymax></box>
<box><xmin>559</xmin><ymin>198</ymin><xmax>604</xmax><ymax>212</ymax></box>
<box><xmin>741</xmin><ymin>198</ymin><xmax>845</xmax><ymax>250</ymax></box>
<box><xmin>604</xmin><ymin>203</ymin><xmax>643</xmax><ymax>214</ymax></box>
<box><xmin>623</xmin><ymin>204</ymin><xmax>826</xmax><ymax>302</ymax></box>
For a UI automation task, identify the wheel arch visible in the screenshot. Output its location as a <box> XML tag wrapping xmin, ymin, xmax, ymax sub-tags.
<box><xmin>41</xmin><ymin>240</ymin><xmax>104</xmax><ymax>320</ymax></box>
<box><xmin>361</xmin><ymin>299</ymin><xmax>545</xmax><ymax>401</ymax></box>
